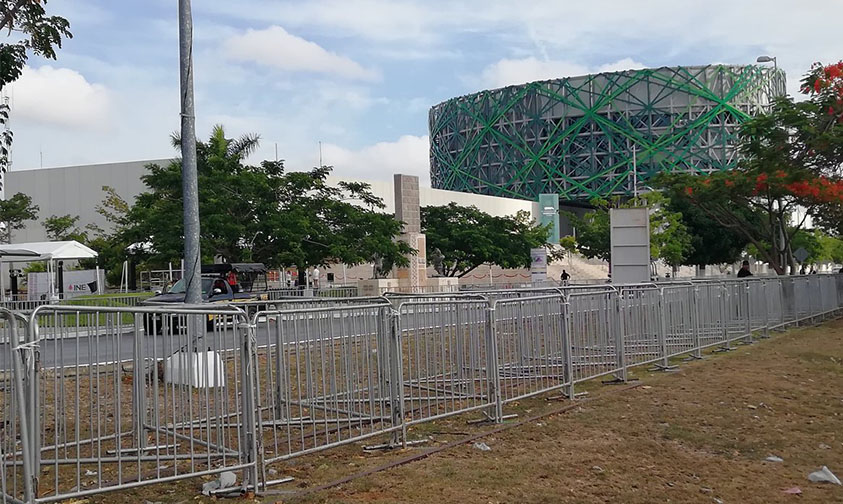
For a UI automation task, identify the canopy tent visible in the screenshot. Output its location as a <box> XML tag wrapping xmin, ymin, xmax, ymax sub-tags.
<box><xmin>0</xmin><ymin>241</ymin><xmax>99</xmax><ymax>301</ymax></box>
<box><xmin>0</xmin><ymin>241</ymin><xmax>98</xmax><ymax>262</ymax></box>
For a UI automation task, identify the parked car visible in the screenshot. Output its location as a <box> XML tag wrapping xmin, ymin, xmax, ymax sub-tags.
<box><xmin>141</xmin><ymin>263</ymin><xmax>269</xmax><ymax>333</ymax></box>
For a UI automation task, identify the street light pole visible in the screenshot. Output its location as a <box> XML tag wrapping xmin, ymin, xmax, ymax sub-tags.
<box><xmin>178</xmin><ymin>0</ymin><xmax>202</xmax><ymax>304</ymax></box>
<box><xmin>633</xmin><ymin>146</ymin><xmax>638</xmax><ymax>199</ymax></box>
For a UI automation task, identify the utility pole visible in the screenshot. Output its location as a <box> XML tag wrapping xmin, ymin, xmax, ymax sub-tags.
<box><xmin>178</xmin><ymin>0</ymin><xmax>202</xmax><ymax>304</ymax></box>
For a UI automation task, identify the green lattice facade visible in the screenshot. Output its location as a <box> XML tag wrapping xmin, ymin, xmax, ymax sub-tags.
<box><xmin>429</xmin><ymin>65</ymin><xmax>786</xmax><ymax>202</ymax></box>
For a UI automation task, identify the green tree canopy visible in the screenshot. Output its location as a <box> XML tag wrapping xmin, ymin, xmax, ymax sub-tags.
<box><xmin>562</xmin><ymin>193</ymin><xmax>692</xmax><ymax>271</ymax></box>
<box><xmin>0</xmin><ymin>0</ymin><xmax>72</xmax><ymax>88</ymax></box>
<box><xmin>0</xmin><ymin>192</ymin><xmax>38</xmax><ymax>242</ymax></box>
<box><xmin>42</xmin><ymin>214</ymin><xmax>87</xmax><ymax>242</ymax></box>
<box><xmin>655</xmin><ymin>61</ymin><xmax>843</xmax><ymax>274</ymax></box>
<box><xmin>420</xmin><ymin>203</ymin><xmax>552</xmax><ymax>278</ymax></box>
<box><xmin>120</xmin><ymin>125</ymin><xmax>413</xmax><ymax>274</ymax></box>
<box><xmin>1</xmin><ymin>0</ymin><xmax>73</xmax><ymax>174</ymax></box>
<box><xmin>663</xmin><ymin>187</ymin><xmax>752</xmax><ymax>267</ymax></box>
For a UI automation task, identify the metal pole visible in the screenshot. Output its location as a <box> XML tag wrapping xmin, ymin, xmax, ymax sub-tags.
<box><xmin>632</xmin><ymin>147</ymin><xmax>638</xmax><ymax>200</ymax></box>
<box><xmin>178</xmin><ymin>0</ymin><xmax>202</xmax><ymax>304</ymax></box>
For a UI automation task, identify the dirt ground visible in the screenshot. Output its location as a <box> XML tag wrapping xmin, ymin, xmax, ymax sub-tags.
<box><xmin>269</xmin><ymin>319</ymin><xmax>843</xmax><ymax>504</ymax></box>
<box><xmin>71</xmin><ymin>318</ymin><xmax>843</xmax><ymax>504</ymax></box>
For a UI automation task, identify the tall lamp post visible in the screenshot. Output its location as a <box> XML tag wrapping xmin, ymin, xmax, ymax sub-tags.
<box><xmin>178</xmin><ymin>0</ymin><xmax>202</xmax><ymax>303</ymax></box>
<box><xmin>756</xmin><ymin>55</ymin><xmax>777</xmax><ymax>68</ymax></box>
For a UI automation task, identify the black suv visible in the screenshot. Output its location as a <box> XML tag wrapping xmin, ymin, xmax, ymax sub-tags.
<box><xmin>141</xmin><ymin>263</ymin><xmax>269</xmax><ymax>333</ymax></box>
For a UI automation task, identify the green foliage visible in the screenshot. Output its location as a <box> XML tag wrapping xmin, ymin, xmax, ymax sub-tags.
<box><xmin>0</xmin><ymin>0</ymin><xmax>73</xmax><ymax>89</ymax></box>
<box><xmin>655</xmin><ymin>62</ymin><xmax>843</xmax><ymax>274</ymax></box>
<box><xmin>121</xmin><ymin>125</ymin><xmax>412</xmax><ymax>273</ymax></box>
<box><xmin>562</xmin><ymin>194</ymin><xmax>692</xmax><ymax>268</ymax></box>
<box><xmin>0</xmin><ymin>192</ymin><xmax>38</xmax><ymax>242</ymax></box>
<box><xmin>663</xmin><ymin>188</ymin><xmax>751</xmax><ymax>266</ymax></box>
<box><xmin>791</xmin><ymin>229</ymin><xmax>843</xmax><ymax>266</ymax></box>
<box><xmin>43</xmin><ymin>214</ymin><xmax>87</xmax><ymax>242</ymax></box>
<box><xmin>563</xmin><ymin>201</ymin><xmax>611</xmax><ymax>262</ymax></box>
<box><xmin>420</xmin><ymin>203</ymin><xmax>552</xmax><ymax>278</ymax></box>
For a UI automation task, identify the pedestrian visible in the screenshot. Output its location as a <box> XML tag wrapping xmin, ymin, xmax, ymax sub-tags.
<box><xmin>560</xmin><ymin>269</ymin><xmax>570</xmax><ymax>286</ymax></box>
<box><xmin>737</xmin><ymin>260</ymin><xmax>753</xmax><ymax>278</ymax></box>
<box><xmin>312</xmin><ymin>267</ymin><xmax>320</xmax><ymax>288</ymax></box>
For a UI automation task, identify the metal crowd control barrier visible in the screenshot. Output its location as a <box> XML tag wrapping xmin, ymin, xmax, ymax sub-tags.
<box><xmin>1</xmin><ymin>309</ymin><xmax>29</xmax><ymax>504</ymax></box>
<box><xmin>249</xmin><ymin>303</ymin><xmax>399</xmax><ymax>471</ymax></box>
<box><xmin>1</xmin><ymin>275</ymin><xmax>841</xmax><ymax>502</ymax></box>
<box><xmin>12</xmin><ymin>304</ymin><xmax>257</xmax><ymax>503</ymax></box>
<box><xmin>396</xmin><ymin>299</ymin><xmax>497</xmax><ymax>427</ymax></box>
<box><xmin>494</xmin><ymin>294</ymin><xmax>567</xmax><ymax>405</ymax></box>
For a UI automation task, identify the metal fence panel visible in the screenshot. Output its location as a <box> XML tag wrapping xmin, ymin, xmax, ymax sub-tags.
<box><xmin>25</xmin><ymin>305</ymin><xmax>254</xmax><ymax>502</ymax></box>
<box><xmin>618</xmin><ymin>287</ymin><xmax>662</xmax><ymax>367</ymax></box>
<box><xmin>494</xmin><ymin>295</ymin><xmax>567</xmax><ymax>404</ymax></box>
<box><xmin>568</xmin><ymin>291</ymin><xmax>622</xmax><ymax>383</ymax></box>
<box><xmin>661</xmin><ymin>285</ymin><xmax>697</xmax><ymax>357</ymax></box>
<box><xmin>251</xmin><ymin>304</ymin><xmax>398</xmax><ymax>465</ymax></box>
<box><xmin>1</xmin><ymin>310</ymin><xmax>30</xmax><ymax>504</ymax></box>
<box><xmin>695</xmin><ymin>283</ymin><xmax>727</xmax><ymax>348</ymax></box>
<box><xmin>396</xmin><ymin>300</ymin><xmax>495</xmax><ymax>425</ymax></box>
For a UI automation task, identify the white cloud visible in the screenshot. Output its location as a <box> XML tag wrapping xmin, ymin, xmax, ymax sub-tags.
<box><xmin>476</xmin><ymin>57</ymin><xmax>646</xmax><ymax>89</ymax></box>
<box><xmin>8</xmin><ymin>66</ymin><xmax>111</xmax><ymax>128</ymax></box>
<box><xmin>224</xmin><ymin>26</ymin><xmax>379</xmax><ymax>81</ymax></box>
<box><xmin>320</xmin><ymin>135</ymin><xmax>430</xmax><ymax>184</ymax></box>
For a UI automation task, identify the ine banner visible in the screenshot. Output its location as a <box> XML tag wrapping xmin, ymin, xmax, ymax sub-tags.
<box><xmin>530</xmin><ymin>247</ymin><xmax>548</xmax><ymax>283</ymax></box>
<box><xmin>28</xmin><ymin>269</ymin><xmax>105</xmax><ymax>300</ymax></box>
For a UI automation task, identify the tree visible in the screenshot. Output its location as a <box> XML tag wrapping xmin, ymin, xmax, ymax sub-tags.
<box><xmin>43</xmin><ymin>214</ymin><xmax>87</xmax><ymax>242</ymax></box>
<box><xmin>0</xmin><ymin>0</ymin><xmax>72</xmax><ymax>88</ymax></box>
<box><xmin>790</xmin><ymin>229</ymin><xmax>843</xmax><ymax>270</ymax></box>
<box><xmin>121</xmin><ymin>126</ymin><xmax>412</xmax><ymax>275</ymax></box>
<box><xmin>562</xmin><ymin>194</ymin><xmax>693</xmax><ymax>272</ymax></box>
<box><xmin>656</xmin><ymin>61</ymin><xmax>843</xmax><ymax>274</ymax></box>
<box><xmin>420</xmin><ymin>203</ymin><xmax>553</xmax><ymax>278</ymax></box>
<box><xmin>0</xmin><ymin>192</ymin><xmax>37</xmax><ymax>242</ymax></box>
<box><xmin>1</xmin><ymin>0</ymin><xmax>73</xmax><ymax>174</ymax></box>
<box><xmin>663</xmin><ymin>188</ymin><xmax>752</xmax><ymax>267</ymax></box>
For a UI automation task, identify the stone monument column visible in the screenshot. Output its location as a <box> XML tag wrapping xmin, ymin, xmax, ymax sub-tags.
<box><xmin>394</xmin><ymin>174</ymin><xmax>427</xmax><ymax>290</ymax></box>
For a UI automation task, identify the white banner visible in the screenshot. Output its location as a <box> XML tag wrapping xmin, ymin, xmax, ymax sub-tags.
<box><xmin>530</xmin><ymin>247</ymin><xmax>548</xmax><ymax>283</ymax></box>
<box><xmin>28</xmin><ymin>269</ymin><xmax>105</xmax><ymax>300</ymax></box>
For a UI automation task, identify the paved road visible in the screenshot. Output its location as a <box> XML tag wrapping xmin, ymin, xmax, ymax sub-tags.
<box><xmin>0</xmin><ymin>317</ymin><xmax>383</xmax><ymax>370</ymax></box>
<box><xmin>0</xmin><ymin>306</ymin><xmax>491</xmax><ymax>370</ymax></box>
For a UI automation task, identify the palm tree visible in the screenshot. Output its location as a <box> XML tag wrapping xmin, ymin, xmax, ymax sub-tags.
<box><xmin>170</xmin><ymin>124</ymin><xmax>260</xmax><ymax>163</ymax></box>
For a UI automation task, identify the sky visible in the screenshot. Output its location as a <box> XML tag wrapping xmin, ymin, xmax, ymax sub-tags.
<box><xmin>4</xmin><ymin>0</ymin><xmax>843</xmax><ymax>186</ymax></box>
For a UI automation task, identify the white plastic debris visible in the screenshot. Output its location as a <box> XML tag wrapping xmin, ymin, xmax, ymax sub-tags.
<box><xmin>473</xmin><ymin>442</ymin><xmax>491</xmax><ymax>452</ymax></box>
<box><xmin>808</xmin><ymin>466</ymin><xmax>842</xmax><ymax>485</ymax></box>
<box><xmin>765</xmin><ymin>455</ymin><xmax>784</xmax><ymax>463</ymax></box>
<box><xmin>84</xmin><ymin>469</ymin><xmax>97</xmax><ymax>476</ymax></box>
<box><xmin>201</xmin><ymin>471</ymin><xmax>237</xmax><ymax>495</ymax></box>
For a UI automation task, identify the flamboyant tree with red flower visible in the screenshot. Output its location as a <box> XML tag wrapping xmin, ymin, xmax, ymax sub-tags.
<box><xmin>658</xmin><ymin>61</ymin><xmax>843</xmax><ymax>274</ymax></box>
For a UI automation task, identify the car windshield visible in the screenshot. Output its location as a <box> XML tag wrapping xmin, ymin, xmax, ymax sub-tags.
<box><xmin>167</xmin><ymin>278</ymin><xmax>215</xmax><ymax>295</ymax></box>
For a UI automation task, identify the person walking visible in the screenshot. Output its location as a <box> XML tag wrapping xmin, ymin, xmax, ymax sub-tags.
<box><xmin>560</xmin><ymin>269</ymin><xmax>571</xmax><ymax>286</ymax></box>
<box><xmin>737</xmin><ymin>260</ymin><xmax>753</xmax><ymax>278</ymax></box>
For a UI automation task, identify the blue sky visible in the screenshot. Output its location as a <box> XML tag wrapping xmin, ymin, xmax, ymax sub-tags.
<box><xmin>5</xmin><ymin>0</ymin><xmax>843</xmax><ymax>184</ymax></box>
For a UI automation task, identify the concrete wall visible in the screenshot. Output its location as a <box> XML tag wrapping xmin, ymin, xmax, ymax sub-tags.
<box><xmin>6</xmin><ymin>159</ymin><xmax>171</xmax><ymax>242</ymax></box>
<box><xmin>6</xmin><ymin>159</ymin><xmax>539</xmax><ymax>243</ymax></box>
<box><xmin>325</xmin><ymin>176</ymin><xmax>537</xmax><ymax>219</ymax></box>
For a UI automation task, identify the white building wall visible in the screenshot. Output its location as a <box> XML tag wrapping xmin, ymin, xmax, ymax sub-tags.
<box><xmin>5</xmin><ymin>162</ymin><xmax>540</xmax><ymax>245</ymax></box>
<box><xmin>6</xmin><ymin>159</ymin><xmax>171</xmax><ymax>242</ymax></box>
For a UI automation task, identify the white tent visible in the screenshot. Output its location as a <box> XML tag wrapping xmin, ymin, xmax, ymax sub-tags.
<box><xmin>0</xmin><ymin>241</ymin><xmax>98</xmax><ymax>262</ymax></box>
<box><xmin>0</xmin><ymin>241</ymin><xmax>99</xmax><ymax>300</ymax></box>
